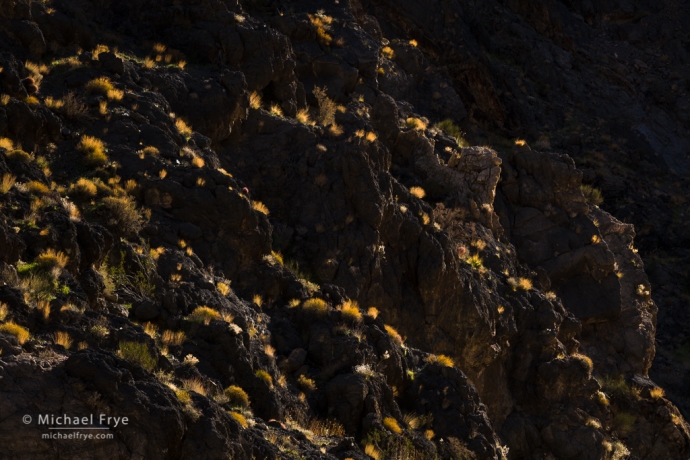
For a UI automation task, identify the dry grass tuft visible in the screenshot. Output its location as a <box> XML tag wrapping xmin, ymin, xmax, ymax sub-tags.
<box><xmin>161</xmin><ymin>330</ymin><xmax>186</xmax><ymax>346</ymax></box>
<box><xmin>217</xmin><ymin>282</ymin><xmax>230</xmax><ymax>296</ymax></box>
<box><xmin>340</xmin><ymin>300</ymin><xmax>362</xmax><ymax>322</ymax></box>
<box><xmin>175</xmin><ymin>119</ymin><xmax>193</xmax><ymax>139</ymax></box>
<box><xmin>384</xmin><ymin>324</ymin><xmax>403</xmax><ymax>345</ymax></box>
<box><xmin>78</xmin><ymin>135</ymin><xmax>108</xmax><ymax>166</ymax></box>
<box><xmin>0</xmin><ymin>322</ymin><xmax>30</xmax><ymax>344</ymax></box>
<box><xmin>60</xmin><ymin>92</ymin><xmax>89</xmax><ymax>120</ymax></box>
<box><xmin>53</xmin><ymin>331</ymin><xmax>72</xmax><ymax>349</ymax></box>
<box><xmin>36</xmin><ymin>249</ymin><xmax>69</xmax><ymax>273</ymax></box>
<box><xmin>25</xmin><ymin>181</ymin><xmax>51</xmax><ymax>195</ymax></box>
<box><xmin>229</xmin><ymin>411</ymin><xmax>248</xmax><ymax>428</ymax></box>
<box><xmin>409</xmin><ymin>186</ymin><xmax>425</xmax><ymax>199</ymax></box>
<box><xmin>249</xmin><ymin>91</ymin><xmax>262</xmax><ymax>109</ymax></box>
<box><xmin>102</xmin><ymin>196</ymin><xmax>145</xmax><ymax>235</ymax></box>
<box><xmin>0</xmin><ymin>303</ymin><xmax>7</xmax><ymax>322</ymax></box>
<box><xmin>252</xmin><ymin>201</ymin><xmax>269</xmax><ymax>215</ymax></box>
<box><xmin>255</xmin><ymin>369</ymin><xmax>273</xmax><ymax>388</ymax></box>
<box><xmin>297</xmin><ymin>374</ymin><xmax>317</xmax><ymax>392</ymax></box>
<box><xmin>0</xmin><ymin>174</ymin><xmax>16</xmax><ymax>194</ymax></box>
<box><xmin>296</xmin><ymin>108</ymin><xmax>314</xmax><ymax>125</ymax></box>
<box><xmin>85</xmin><ymin>77</ymin><xmax>115</xmax><ymax>96</ymax></box>
<box><xmin>69</xmin><ymin>178</ymin><xmax>98</xmax><ymax>199</ymax></box>
<box><xmin>224</xmin><ymin>385</ymin><xmax>250</xmax><ymax>408</ymax></box>
<box><xmin>191</xmin><ymin>157</ymin><xmax>205</xmax><ymax>168</ymax></box>
<box><xmin>118</xmin><ymin>341</ymin><xmax>156</xmax><ymax>371</ymax></box>
<box><xmin>364</xmin><ymin>444</ymin><xmax>382</xmax><ymax>460</ymax></box>
<box><xmin>650</xmin><ymin>387</ymin><xmax>665</xmax><ymax>399</ymax></box>
<box><xmin>406</xmin><ymin>117</ymin><xmax>427</xmax><ymax>131</ymax></box>
<box><xmin>189</xmin><ymin>306</ymin><xmax>220</xmax><ymax>325</ymax></box>
<box><xmin>383</xmin><ymin>417</ymin><xmax>402</xmax><ymax>434</ymax></box>
<box><xmin>182</xmin><ymin>377</ymin><xmax>206</xmax><ymax>395</ymax></box>
<box><xmin>303</xmin><ymin>298</ymin><xmax>328</xmax><ymax>317</ymax></box>
<box><xmin>426</xmin><ymin>354</ymin><xmax>454</xmax><ymax>367</ymax></box>
<box><xmin>366</xmin><ymin>307</ymin><xmax>379</xmax><ymax>319</ymax></box>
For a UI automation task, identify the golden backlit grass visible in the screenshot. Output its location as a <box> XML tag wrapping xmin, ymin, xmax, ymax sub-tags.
<box><xmin>161</xmin><ymin>330</ymin><xmax>186</xmax><ymax>346</ymax></box>
<box><xmin>229</xmin><ymin>411</ymin><xmax>248</xmax><ymax>428</ymax></box>
<box><xmin>383</xmin><ymin>417</ymin><xmax>402</xmax><ymax>434</ymax></box>
<box><xmin>384</xmin><ymin>324</ymin><xmax>403</xmax><ymax>345</ymax></box>
<box><xmin>0</xmin><ymin>173</ymin><xmax>16</xmax><ymax>194</ymax></box>
<box><xmin>77</xmin><ymin>135</ymin><xmax>108</xmax><ymax>166</ymax></box>
<box><xmin>224</xmin><ymin>385</ymin><xmax>250</xmax><ymax>408</ymax></box>
<box><xmin>255</xmin><ymin>369</ymin><xmax>273</xmax><ymax>388</ymax></box>
<box><xmin>252</xmin><ymin>201</ymin><xmax>269</xmax><ymax>215</ymax></box>
<box><xmin>188</xmin><ymin>306</ymin><xmax>220</xmax><ymax>325</ymax></box>
<box><xmin>302</xmin><ymin>298</ymin><xmax>328</xmax><ymax>317</ymax></box>
<box><xmin>426</xmin><ymin>354</ymin><xmax>454</xmax><ymax>367</ymax></box>
<box><xmin>339</xmin><ymin>300</ymin><xmax>362</xmax><ymax>322</ymax></box>
<box><xmin>0</xmin><ymin>322</ymin><xmax>30</xmax><ymax>344</ymax></box>
<box><xmin>409</xmin><ymin>186</ymin><xmax>425</xmax><ymax>199</ymax></box>
<box><xmin>85</xmin><ymin>77</ymin><xmax>115</xmax><ymax>96</ymax></box>
<box><xmin>53</xmin><ymin>331</ymin><xmax>73</xmax><ymax>349</ymax></box>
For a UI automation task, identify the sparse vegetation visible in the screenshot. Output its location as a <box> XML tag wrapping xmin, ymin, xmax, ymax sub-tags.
<box><xmin>102</xmin><ymin>196</ymin><xmax>146</xmax><ymax>235</ymax></box>
<box><xmin>224</xmin><ymin>385</ymin><xmax>250</xmax><ymax>408</ymax></box>
<box><xmin>175</xmin><ymin>119</ymin><xmax>193</xmax><ymax>139</ymax></box>
<box><xmin>340</xmin><ymin>300</ymin><xmax>362</xmax><ymax>322</ymax></box>
<box><xmin>302</xmin><ymin>298</ymin><xmax>328</xmax><ymax>317</ymax></box>
<box><xmin>118</xmin><ymin>341</ymin><xmax>156</xmax><ymax>371</ymax></box>
<box><xmin>252</xmin><ymin>201</ymin><xmax>269</xmax><ymax>215</ymax></box>
<box><xmin>435</xmin><ymin>119</ymin><xmax>469</xmax><ymax>147</ymax></box>
<box><xmin>0</xmin><ymin>174</ymin><xmax>16</xmax><ymax>194</ymax></box>
<box><xmin>229</xmin><ymin>411</ymin><xmax>248</xmax><ymax>428</ymax></box>
<box><xmin>255</xmin><ymin>369</ymin><xmax>273</xmax><ymax>388</ymax></box>
<box><xmin>313</xmin><ymin>86</ymin><xmax>336</xmax><ymax>126</ymax></box>
<box><xmin>383</xmin><ymin>417</ymin><xmax>402</xmax><ymax>434</ymax></box>
<box><xmin>77</xmin><ymin>136</ymin><xmax>108</xmax><ymax>166</ymax></box>
<box><xmin>426</xmin><ymin>354</ymin><xmax>454</xmax><ymax>367</ymax></box>
<box><xmin>161</xmin><ymin>330</ymin><xmax>186</xmax><ymax>346</ymax></box>
<box><xmin>581</xmin><ymin>184</ymin><xmax>604</xmax><ymax>206</ymax></box>
<box><xmin>409</xmin><ymin>186</ymin><xmax>425</xmax><ymax>199</ymax></box>
<box><xmin>571</xmin><ymin>353</ymin><xmax>593</xmax><ymax>375</ymax></box>
<box><xmin>384</xmin><ymin>324</ymin><xmax>403</xmax><ymax>345</ymax></box>
<box><xmin>297</xmin><ymin>375</ymin><xmax>317</xmax><ymax>392</ymax></box>
<box><xmin>188</xmin><ymin>306</ymin><xmax>220</xmax><ymax>325</ymax></box>
<box><xmin>52</xmin><ymin>331</ymin><xmax>72</xmax><ymax>349</ymax></box>
<box><xmin>0</xmin><ymin>322</ymin><xmax>30</xmax><ymax>344</ymax></box>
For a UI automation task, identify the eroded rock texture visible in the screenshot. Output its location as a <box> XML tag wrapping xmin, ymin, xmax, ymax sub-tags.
<box><xmin>1</xmin><ymin>0</ymin><xmax>689</xmax><ymax>459</ymax></box>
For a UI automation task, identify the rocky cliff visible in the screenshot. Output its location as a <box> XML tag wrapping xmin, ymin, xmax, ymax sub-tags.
<box><xmin>1</xmin><ymin>0</ymin><xmax>689</xmax><ymax>458</ymax></box>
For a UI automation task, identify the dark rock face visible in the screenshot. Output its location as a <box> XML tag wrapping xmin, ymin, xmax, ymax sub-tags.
<box><xmin>1</xmin><ymin>0</ymin><xmax>690</xmax><ymax>458</ymax></box>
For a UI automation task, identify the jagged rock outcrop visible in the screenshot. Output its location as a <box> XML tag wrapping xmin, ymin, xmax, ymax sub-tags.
<box><xmin>1</xmin><ymin>0</ymin><xmax>689</xmax><ymax>458</ymax></box>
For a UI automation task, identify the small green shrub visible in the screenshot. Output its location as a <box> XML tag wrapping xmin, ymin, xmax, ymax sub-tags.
<box><xmin>580</xmin><ymin>184</ymin><xmax>603</xmax><ymax>206</ymax></box>
<box><xmin>224</xmin><ymin>385</ymin><xmax>250</xmax><ymax>408</ymax></box>
<box><xmin>435</xmin><ymin>119</ymin><xmax>469</xmax><ymax>147</ymax></box>
<box><xmin>118</xmin><ymin>341</ymin><xmax>156</xmax><ymax>371</ymax></box>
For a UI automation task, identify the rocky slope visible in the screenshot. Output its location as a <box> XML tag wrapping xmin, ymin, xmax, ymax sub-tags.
<box><xmin>0</xmin><ymin>0</ymin><xmax>689</xmax><ymax>459</ymax></box>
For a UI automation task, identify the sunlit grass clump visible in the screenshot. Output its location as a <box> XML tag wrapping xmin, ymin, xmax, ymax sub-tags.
<box><xmin>224</xmin><ymin>385</ymin><xmax>250</xmax><ymax>408</ymax></box>
<box><xmin>384</xmin><ymin>324</ymin><xmax>403</xmax><ymax>345</ymax></box>
<box><xmin>255</xmin><ymin>369</ymin><xmax>273</xmax><ymax>388</ymax></box>
<box><xmin>188</xmin><ymin>306</ymin><xmax>220</xmax><ymax>325</ymax></box>
<box><xmin>340</xmin><ymin>300</ymin><xmax>362</xmax><ymax>323</ymax></box>
<box><xmin>0</xmin><ymin>322</ymin><xmax>30</xmax><ymax>344</ymax></box>
<box><xmin>77</xmin><ymin>135</ymin><xmax>108</xmax><ymax>166</ymax></box>
<box><xmin>426</xmin><ymin>354</ymin><xmax>454</xmax><ymax>367</ymax></box>
<box><xmin>302</xmin><ymin>298</ymin><xmax>328</xmax><ymax>317</ymax></box>
<box><xmin>383</xmin><ymin>417</ymin><xmax>402</xmax><ymax>434</ymax></box>
<box><xmin>118</xmin><ymin>341</ymin><xmax>156</xmax><ymax>371</ymax></box>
